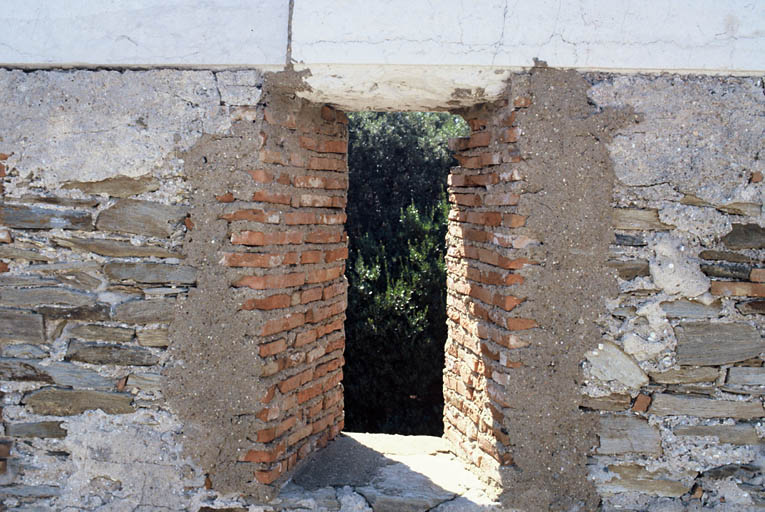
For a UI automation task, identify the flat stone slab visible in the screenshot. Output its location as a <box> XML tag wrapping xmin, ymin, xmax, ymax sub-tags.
<box><xmin>286</xmin><ymin>432</ymin><xmax>501</xmax><ymax>512</ymax></box>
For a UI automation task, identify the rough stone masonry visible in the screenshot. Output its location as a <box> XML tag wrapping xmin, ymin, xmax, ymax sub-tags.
<box><xmin>0</xmin><ymin>64</ymin><xmax>763</xmax><ymax>511</ymax></box>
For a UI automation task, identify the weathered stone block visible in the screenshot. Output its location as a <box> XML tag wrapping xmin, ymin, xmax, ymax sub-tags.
<box><xmin>62</xmin><ymin>175</ymin><xmax>160</xmax><ymax>197</ymax></box>
<box><xmin>585</xmin><ymin>341</ymin><xmax>648</xmax><ymax>389</ymax></box>
<box><xmin>104</xmin><ymin>262</ymin><xmax>196</xmax><ymax>284</ymax></box>
<box><xmin>69</xmin><ymin>324</ymin><xmax>135</xmax><ymax>343</ymax></box>
<box><xmin>0</xmin><ymin>358</ymin><xmax>113</xmax><ymax>390</ymax></box>
<box><xmin>0</xmin><ymin>245</ymin><xmax>51</xmax><ymax>261</ymax></box>
<box><xmin>613</xmin><ymin>208</ymin><xmax>672</xmax><ymax>231</ymax></box>
<box><xmin>675</xmin><ymin>322</ymin><xmax>762</xmax><ymax>366</ymax></box>
<box><xmin>648</xmin><ymin>393</ymin><xmax>764</xmax><ymax>419</ymax></box>
<box><xmin>597</xmin><ymin>464</ymin><xmax>694</xmax><ymax>497</ymax></box>
<box><xmin>727</xmin><ymin>367</ymin><xmax>765</xmax><ymax>386</ymax></box>
<box><xmin>648</xmin><ymin>367</ymin><xmax>720</xmax><ymax>384</ymax></box>
<box><xmin>54</xmin><ymin>236</ymin><xmax>181</xmax><ymax>259</ymax></box>
<box><xmin>0</xmin><ymin>287</ymin><xmax>95</xmax><ymax>308</ymax></box>
<box><xmin>674</xmin><ymin>424</ymin><xmax>761</xmax><ymax>445</ymax></box>
<box><xmin>36</xmin><ymin>303</ymin><xmax>110</xmax><ymax>321</ymax></box>
<box><xmin>136</xmin><ymin>328</ymin><xmax>169</xmax><ymax>347</ymax></box>
<box><xmin>607</xmin><ymin>259</ymin><xmax>650</xmax><ymax>280</ymax></box>
<box><xmin>0</xmin><ymin>203</ymin><xmax>93</xmax><ymax>230</ymax></box>
<box><xmin>96</xmin><ymin>199</ymin><xmax>187</xmax><ymax>237</ymax></box>
<box><xmin>597</xmin><ymin>416</ymin><xmax>661</xmax><ymax>455</ymax></box>
<box><xmin>580</xmin><ymin>394</ymin><xmax>631</xmax><ymax>411</ymax></box>
<box><xmin>23</xmin><ymin>387</ymin><xmax>134</xmax><ymax>415</ymax></box>
<box><xmin>66</xmin><ymin>340</ymin><xmax>159</xmax><ymax>366</ymax></box>
<box><xmin>5</xmin><ymin>421</ymin><xmax>66</xmax><ymax>438</ymax></box>
<box><xmin>126</xmin><ymin>372</ymin><xmax>161</xmax><ymax>392</ymax></box>
<box><xmin>0</xmin><ymin>309</ymin><xmax>45</xmax><ymax>344</ymax></box>
<box><xmin>722</xmin><ymin>224</ymin><xmax>765</xmax><ymax>249</ymax></box>
<box><xmin>660</xmin><ymin>299</ymin><xmax>721</xmax><ymax>319</ymax></box>
<box><xmin>700</xmin><ymin>261</ymin><xmax>751</xmax><ymax>280</ymax></box>
<box><xmin>112</xmin><ymin>299</ymin><xmax>176</xmax><ymax>324</ymax></box>
<box><xmin>737</xmin><ymin>300</ymin><xmax>765</xmax><ymax>315</ymax></box>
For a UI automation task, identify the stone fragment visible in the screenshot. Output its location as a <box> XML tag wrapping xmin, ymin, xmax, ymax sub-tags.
<box><xmin>66</xmin><ymin>340</ymin><xmax>159</xmax><ymax>366</ymax></box>
<box><xmin>727</xmin><ymin>367</ymin><xmax>765</xmax><ymax>386</ymax></box>
<box><xmin>717</xmin><ymin>202</ymin><xmax>762</xmax><ymax>217</ymax></box>
<box><xmin>126</xmin><ymin>373</ymin><xmax>161</xmax><ymax>392</ymax></box>
<box><xmin>702</xmin><ymin>463</ymin><xmax>760</xmax><ymax>480</ymax></box>
<box><xmin>0</xmin><ymin>309</ymin><xmax>45</xmax><ymax>343</ymax></box>
<box><xmin>736</xmin><ymin>300</ymin><xmax>765</xmax><ymax>315</ymax></box>
<box><xmin>613</xmin><ymin>233</ymin><xmax>647</xmax><ymax>246</ymax></box>
<box><xmin>0</xmin><ymin>358</ymin><xmax>112</xmax><ymax>389</ymax></box>
<box><xmin>0</xmin><ymin>287</ymin><xmax>95</xmax><ymax>308</ymax></box>
<box><xmin>62</xmin><ymin>175</ymin><xmax>160</xmax><ymax>197</ymax></box>
<box><xmin>96</xmin><ymin>199</ymin><xmax>187</xmax><ymax>237</ymax></box>
<box><xmin>54</xmin><ymin>236</ymin><xmax>181</xmax><ymax>258</ymax></box>
<box><xmin>675</xmin><ymin>322</ymin><xmax>762</xmax><ymax>366</ymax></box>
<box><xmin>0</xmin><ymin>357</ymin><xmax>53</xmax><ymax>382</ymax></box>
<box><xmin>586</xmin><ymin>341</ymin><xmax>648</xmax><ymax>389</ymax></box>
<box><xmin>722</xmin><ymin>224</ymin><xmax>765</xmax><ymax>249</ymax></box>
<box><xmin>700</xmin><ymin>261</ymin><xmax>751</xmax><ymax>280</ymax></box>
<box><xmin>598</xmin><ymin>464</ymin><xmax>695</xmax><ymax>497</ymax></box>
<box><xmin>700</xmin><ymin>250</ymin><xmax>754</xmax><ymax>264</ymax></box>
<box><xmin>56</xmin><ymin>271</ymin><xmax>103</xmax><ymax>291</ymax></box>
<box><xmin>648</xmin><ymin>367</ymin><xmax>720</xmax><ymax>384</ymax></box>
<box><xmin>597</xmin><ymin>416</ymin><xmax>662</xmax><ymax>455</ymax></box>
<box><xmin>607</xmin><ymin>259</ymin><xmax>650</xmax><ymax>280</ymax></box>
<box><xmin>112</xmin><ymin>299</ymin><xmax>176</xmax><ymax>324</ymax></box>
<box><xmin>648</xmin><ymin>393</ymin><xmax>764</xmax><ymax>419</ymax></box>
<box><xmin>0</xmin><ymin>203</ymin><xmax>93</xmax><ymax>230</ymax></box>
<box><xmin>674</xmin><ymin>424</ymin><xmax>761</xmax><ymax>445</ymax></box>
<box><xmin>710</xmin><ymin>281</ymin><xmax>765</xmax><ymax>297</ymax></box>
<box><xmin>613</xmin><ymin>208</ymin><xmax>672</xmax><ymax>231</ymax></box>
<box><xmin>69</xmin><ymin>324</ymin><xmax>135</xmax><ymax>343</ymax></box>
<box><xmin>36</xmin><ymin>303</ymin><xmax>110</xmax><ymax>321</ymax></box>
<box><xmin>19</xmin><ymin>195</ymin><xmax>100</xmax><ymax>208</ymax></box>
<box><xmin>0</xmin><ymin>245</ymin><xmax>51</xmax><ymax>261</ymax></box>
<box><xmin>5</xmin><ymin>421</ymin><xmax>66</xmax><ymax>438</ymax></box>
<box><xmin>1</xmin><ymin>343</ymin><xmax>47</xmax><ymax>359</ymax></box>
<box><xmin>660</xmin><ymin>299</ymin><xmax>721</xmax><ymax>319</ymax></box>
<box><xmin>136</xmin><ymin>328</ymin><xmax>169</xmax><ymax>347</ymax></box>
<box><xmin>356</xmin><ymin>462</ymin><xmax>457</xmax><ymax>512</ymax></box>
<box><xmin>0</xmin><ymin>228</ymin><xmax>11</xmax><ymax>243</ymax></box>
<box><xmin>580</xmin><ymin>394</ymin><xmax>631</xmax><ymax>411</ymax></box>
<box><xmin>0</xmin><ymin>274</ymin><xmax>58</xmax><ymax>287</ymax></box>
<box><xmin>104</xmin><ymin>262</ymin><xmax>196</xmax><ymax>284</ymax></box>
<box><xmin>215</xmin><ymin>70</ymin><xmax>264</xmax><ymax>106</ymax></box>
<box><xmin>23</xmin><ymin>387</ymin><xmax>134</xmax><ymax>415</ymax></box>
<box><xmin>650</xmin><ymin>235</ymin><xmax>709</xmax><ymax>297</ymax></box>
<box><xmin>0</xmin><ymin>485</ymin><xmax>62</xmax><ymax>498</ymax></box>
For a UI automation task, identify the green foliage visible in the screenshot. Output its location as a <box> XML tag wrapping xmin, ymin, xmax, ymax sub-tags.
<box><xmin>344</xmin><ymin>112</ymin><xmax>468</xmax><ymax>435</ymax></box>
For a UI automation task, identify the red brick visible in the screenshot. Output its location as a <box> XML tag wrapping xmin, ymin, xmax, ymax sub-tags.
<box><xmin>261</xmin><ymin>313</ymin><xmax>306</xmax><ymax>336</ymax></box>
<box><xmin>288</xmin><ymin>424</ymin><xmax>313</xmax><ymax>446</ymax></box>
<box><xmin>322</xmin><ymin>370</ymin><xmax>343</xmax><ymax>391</ymax></box>
<box><xmin>751</xmin><ymin>171</ymin><xmax>763</xmax><ymax>183</ymax></box>
<box><xmin>448</xmin><ymin>173</ymin><xmax>499</xmax><ymax>188</ymax></box>
<box><xmin>0</xmin><ymin>262</ymin><xmax>8</xmax><ymax>273</ymax></box>
<box><xmin>501</xmin><ymin>111</ymin><xmax>517</xmax><ymax>126</ymax></box>
<box><xmin>483</xmin><ymin>192</ymin><xmax>520</xmax><ymax>206</ymax></box>
<box><xmin>455</xmin><ymin>153</ymin><xmax>501</xmax><ymax>169</ymax></box>
<box><xmin>323</xmin><ymin>282</ymin><xmax>345</xmax><ymax>300</ymax></box>
<box><xmin>307</xmin><ymin>157</ymin><xmax>347</xmax><ymax>171</ymax></box>
<box><xmin>295</xmin><ymin>329</ymin><xmax>318</xmax><ymax>347</ymax></box>
<box><xmin>289</xmin><ymin>153</ymin><xmax>306</xmax><ymax>168</ymax></box>
<box><xmin>467</xmin><ymin>119</ymin><xmax>488</xmax><ymax>131</ymax></box>
<box><xmin>262</xmin><ymin>385</ymin><xmax>276</xmax><ymax>404</ymax></box>
<box><xmin>293</xmin><ymin>175</ymin><xmax>348</xmax><ymax>190</ymax></box>
<box><xmin>750</xmin><ymin>269</ymin><xmax>765</xmax><ymax>282</ymax></box>
<box><xmin>500</xmin><ymin>127</ymin><xmax>520</xmax><ymax>143</ymax></box>
<box><xmin>221</xmin><ymin>252</ymin><xmax>298</xmax><ymax>268</ymax></box>
<box><xmin>317</xmin><ymin>319</ymin><xmax>344</xmax><ymax>338</ymax></box>
<box><xmin>231</xmin><ymin>231</ymin><xmax>303</xmax><ymax>246</ymax></box>
<box><xmin>301</xmin><ymin>250</ymin><xmax>322</xmax><ymax>264</ymax></box>
<box><xmin>279</xmin><ymin>369</ymin><xmax>313</xmax><ymax>394</ymax></box>
<box><xmin>300</xmin><ymin>136</ymin><xmax>347</xmax><ymax>154</ymax></box>
<box><xmin>306</xmin><ymin>266</ymin><xmax>344</xmax><ymax>284</ymax></box>
<box><xmin>336</xmin><ymin>111</ymin><xmax>349</xmax><ymax>124</ymax></box>
<box><xmin>305</xmin><ymin>230</ymin><xmax>343</xmax><ymax>244</ymax></box>
<box><xmin>710</xmin><ymin>281</ymin><xmax>765</xmax><ymax>297</ymax></box>
<box><xmin>252</xmin><ymin>190</ymin><xmax>292</xmax><ymax>205</ymax></box>
<box><xmin>301</xmin><ymin>287</ymin><xmax>323</xmax><ymax>304</ymax></box>
<box><xmin>493</xmin><ymin>294</ymin><xmax>523</xmax><ymax>311</ymax></box>
<box><xmin>260</xmin><ymin>149</ymin><xmax>288</xmax><ymax>165</ymax></box>
<box><xmin>298</xmin><ymin>382</ymin><xmax>323</xmax><ymax>404</ymax></box>
<box><xmin>321</xmin><ymin>105</ymin><xmax>336</xmax><ymax>122</ymax></box>
<box><xmin>307</xmin><ymin>301</ymin><xmax>345</xmax><ymax>323</ymax></box>
<box><xmin>259</xmin><ymin>338</ymin><xmax>288</xmax><ymax>357</ymax></box>
<box><xmin>293</xmin><ymin>193</ymin><xmax>345</xmax><ymax>208</ymax></box>
<box><xmin>243</xmin><ymin>294</ymin><xmax>291</xmax><ymax>311</ymax></box>
<box><xmin>233</xmin><ymin>272</ymin><xmax>305</xmax><ymax>290</ymax></box>
<box><xmin>632</xmin><ymin>393</ymin><xmax>652</xmax><ymax>413</ymax></box>
<box><xmin>452</xmin><ymin>132</ymin><xmax>491</xmax><ymax>151</ymax></box>
<box><xmin>241</xmin><ymin>442</ymin><xmax>285</xmax><ymax>463</ymax></box>
<box><xmin>254</xmin><ymin>466</ymin><xmax>283</xmax><ymax>484</ymax></box>
<box><xmin>505</xmin><ymin>318</ymin><xmax>538</xmax><ymax>331</ymax></box>
<box><xmin>450</xmin><ymin>193</ymin><xmax>482</xmax><ymax>207</ymax></box>
<box><xmin>220</xmin><ymin>208</ymin><xmax>280</xmax><ymax>223</ymax></box>
<box><xmin>216</xmin><ymin>192</ymin><xmax>235</xmax><ymax>203</ymax></box>
<box><xmin>311</xmin><ymin>413</ymin><xmax>334</xmax><ymax>434</ymax></box>
<box><xmin>325</xmin><ymin>337</ymin><xmax>344</xmax><ymax>354</ymax></box>
<box><xmin>503</xmin><ymin>213</ymin><xmax>526</xmax><ymax>228</ymax></box>
<box><xmin>315</xmin><ymin>357</ymin><xmax>343</xmax><ymax>379</ymax></box>
<box><xmin>324</xmin><ymin>247</ymin><xmax>348</xmax><ymax>263</ymax></box>
<box><xmin>247</xmin><ymin>169</ymin><xmax>273</xmax><ymax>183</ymax></box>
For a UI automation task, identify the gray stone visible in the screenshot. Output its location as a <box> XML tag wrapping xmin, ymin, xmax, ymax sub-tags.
<box><xmin>648</xmin><ymin>393</ymin><xmax>765</xmax><ymax>419</ymax></box>
<box><xmin>112</xmin><ymin>299</ymin><xmax>176</xmax><ymax>324</ymax></box>
<box><xmin>0</xmin><ymin>287</ymin><xmax>95</xmax><ymax>308</ymax></box>
<box><xmin>0</xmin><ymin>246</ymin><xmax>51</xmax><ymax>261</ymax></box>
<box><xmin>675</xmin><ymin>322</ymin><xmax>763</xmax><ymax>366</ymax></box>
<box><xmin>700</xmin><ymin>250</ymin><xmax>755</xmax><ymax>264</ymax></box>
<box><xmin>702</xmin><ymin>463</ymin><xmax>761</xmax><ymax>480</ymax></box>
<box><xmin>356</xmin><ymin>463</ymin><xmax>457</xmax><ymax>512</ymax></box>
<box><xmin>66</xmin><ymin>340</ymin><xmax>159</xmax><ymax>366</ymax></box>
<box><xmin>5</xmin><ymin>421</ymin><xmax>66</xmax><ymax>438</ymax></box>
<box><xmin>722</xmin><ymin>224</ymin><xmax>765</xmax><ymax>250</ymax></box>
<box><xmin>0</xmin><ymin>309</ymin><xmax>45</xmax><ymax>344</ymax></box>
<box><xmin>0</xmin><ymin>203</ymin><xmax>93</xmax><ymax>230</ymax></box>
<box><xmin>36</xmin><ymin>303</ymin><xmax>110</xmax><ymax>321</ymax></box>
<box><xmin>19</xmin><ymin>195</ymin><xmax>100</xmax><ymax>208</ymax></box>
<box><xmin>0</xmin><ymin>358</ymin><xmax>53</xmax><ymax>383</ymax></box>
<box><xmin>0</xmin><ymin>274</ymin><xmax>59</xmax><ymax>287</ymax></box>
<box><xmin>54</xmin><ymin>236</ymin><xmax>181</xmax><ymax>258</ymax></box>
<box><xmin>69</xmin><ymin>324</ymin><xmax>135</xmax><ymax>343</ymax></box>
<box><xmin>126</xmin><ymin>373</ymin><xmax>162</xmax><ymax>392</ymax></box>
<box><xmin>607</xmin><ymin>259</ymin><xmax>650</xmax><ymax>280</ymax></box>
<box><xmin>30</xmin><ymin>360</ymin><xmax>113</xmax><ymax>390</ymax></box>
<box><xmin>55</xmin><ymin>271</ymin><xmax>103</xmax><ymax>291</ymax></box>
<box><xmin>62</xmin><ymin>175</ymin><xmax>160</xmax><ymax>197</ymax></box>
<box><xmin>23</xmin><ymin>387</ymin><xmax>134</xmax><ymax>415</ymax></box>
<box><xmin>580</xmin><ymin>394</ymin><xmax>631</xmax><ymax>411</ymax></box>
<box><xmin>586</xmin><ymin>341</ymin><xmax>649</xmax><ymax>389</ymax></box>
<box><xmin>700</xmin><ymin>261</ymin><xmax>751</xmax><ymax>280</ymax></box>
<box><xmin>136</xmin><ymin>328</ymin><xmax>169</xmax><ymax>347</ymax></box>
<box><xmin>649</xmin><ymin>367</ymin><xmax>720</xmax><ymax>384</ymax></box>
<box><xmin>215</xmin><ymin>70</ymin><xmax>264</xmax><ymax>106</ymax></box>
<box><xmin>736</xmin><ymin>300</ymin><xmax>765</xmax><ymax>315</ymax></box>
<box><xmin>660</xmin><ymin>299</ymin><xmax>722</xmax><ymax>319</ymax></box>
<box><xmin>597</xmin><ymin>464</ymin><xmax>695</xmax><ymax>498</ymax></box>
<box><xmin>1</xmin><ymin>344</ymin><xmax>47</xmax><ymax>359</ymax></box>
<box><xmin>597</xmin><ymin>416</ymin><xmax>662</xmax><ymax>456</ymax></box>
<box><xmin>727</xmin><ymin>367</ymin><xmax>765</xmax><ymax>386</ymax></box>
<box><xmin>674</xmin><ymin>424</ymin><xmax>761</xmax><ymax>445</ymax></box>
<box><xmin>0</xmin><ymin>485</ymin><xmax>62</xmax><ymax>498</ymax></box>
<box><xmin>613</xmin><ymin>233</ymin><xmax>647</xmax><ymax>246</ymax></box>
<box><xmin>613</xmin><ymin>208</ymin><xmax>672</xmax><ymax>231</ymax></box>
<box><xmin>96</xmin><ymin>199</ymin><xmax>187</xmax><ymax>238</ymax></box>
<box><xmin>104</xmin><ymin>262</ymin><xmax>197</xmax><ymax>284</ymax></box>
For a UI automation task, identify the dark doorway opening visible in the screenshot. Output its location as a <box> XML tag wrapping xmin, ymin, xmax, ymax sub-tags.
<box><xmin>343</xmin><ymin>112</ymin><xmax>469</xmax><ymax>435</ymax></box>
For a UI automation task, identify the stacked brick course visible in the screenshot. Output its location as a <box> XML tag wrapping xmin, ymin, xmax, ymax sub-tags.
<box><xmin>220</xmin><ymin>101</ymin><xmax>349</xmax><ymax>485</ymax></box>
<box><xmin>443</xmin><ymin>98</ymin><xmax>535</xmax><ymax>482</ymax></box>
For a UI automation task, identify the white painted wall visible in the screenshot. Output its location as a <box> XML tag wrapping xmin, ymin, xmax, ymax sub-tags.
<box><xmin>291</xmin><ymin>0</ymin><xmax>765</xmax><ymax>73</ymax></box>
<box><xmin>0</xmin><ymin>0</ymin><xmax>288</xmax><ymax>67</ymax></box>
